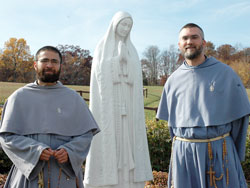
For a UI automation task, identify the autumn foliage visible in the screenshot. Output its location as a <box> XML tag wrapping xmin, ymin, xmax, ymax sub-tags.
<box><xmin>205</xmin><ymin>42</ymin><xmax>250</xmax><ymax>88</ymax></box>
<box><xmin>144</xmin><ymin>41</ymin><xmax>250</xmax><ymax>87</ymax></box>
<box><xmin>0</xmin><ymin>38</ymin><xmax>93</xmax><ymax>85</ymax></box>
<box><xmin>0</xmin><ymin>38</ymin><xmax>34</xmax><ymax>83</ymax></box>
<box><xmin>0</xmin><ymin>38</ymin><xmax>249</xmax><ymax>87</ymax></box>
<box><xmin>57</xmin><ymin>44</ymin><xmax>92</xmax><ymax>85</ymax></box>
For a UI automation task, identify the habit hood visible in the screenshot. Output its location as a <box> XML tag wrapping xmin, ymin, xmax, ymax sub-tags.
<box><xmin>0</xmin><ymin>81</ymin><xmax>99</xmax><ymax>136</ymax></box>
<box><xmin>157</xmin><ymin>57</ymin><xmax>250</xmax><ymax>128</ymax></box>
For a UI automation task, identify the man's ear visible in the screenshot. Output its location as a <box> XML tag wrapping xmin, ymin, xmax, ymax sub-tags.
<box><xmin>34</xmin><ymin>61</ymin><xmax>38</xmax><ymax>71</ymax></box>
<box><xmin>178</xmin><ymin>41</ymin><xmax>181</xmax><ymax>50</ymax></box>
<box><xmin>202</xmin><ymin>39</ymin><xmax>207</xmax><ymax>47</ymax></box>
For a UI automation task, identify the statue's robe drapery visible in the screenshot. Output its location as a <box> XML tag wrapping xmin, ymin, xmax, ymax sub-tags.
<box><xmin>0</xmin><ymin>81</ymin><xmax>99</xmax><ymax>188</ymax></box>
<box><xmin>84</xmin><ymin>11</ymin><xmax>153</xmax><ymax>188</ymax></box>
<box><xmin>157</xmin><ymin>57</ymin><xmax>250</xmax><ymax>188</ymax></box>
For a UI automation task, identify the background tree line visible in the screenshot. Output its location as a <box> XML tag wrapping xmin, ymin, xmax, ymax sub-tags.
<box><xmin>0</xmin><ymin>38</ymin><xmax>249</xmax><ymax>87</ymax></box>
<box><xmin>0</xmin><ymin>38</ymin><xmax>92</xmax><ymax>85</ymax></box>
<box><xmin>142</xmin><ymin>42</ymin><xmax>250</xmax><ymax>87</ymax></box>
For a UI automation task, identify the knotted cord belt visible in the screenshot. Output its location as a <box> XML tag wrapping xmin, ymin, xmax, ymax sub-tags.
<box><xmin>170</xmin><ymin>132</ymin><xmax>230</xmax><ymax>188</ymax></box>
<box><xmin>175</xmin><ymin>133</ymin><xmax>229</xmax><ymax>142</ymax></box>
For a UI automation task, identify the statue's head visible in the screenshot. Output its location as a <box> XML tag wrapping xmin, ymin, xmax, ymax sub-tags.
<box><xmin>116</xmin><ymin>17</ymin><xmax>133</xmax><ymax>38</ymax></box>
<box><xmin>112</xmin><ymin>11</ymin><xmax>133</xmax><ymax>38</ymax></box>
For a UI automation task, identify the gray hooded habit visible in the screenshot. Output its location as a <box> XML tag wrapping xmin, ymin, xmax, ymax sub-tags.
<box><xmin>0</xmin><ymin>81</ymin><xmax>100</xmax><ymax>188</ymax></box>
<box><xmin>157</xmin><ymin>57</ymin><xmax>250</xmax><ymax>188</ymax></box>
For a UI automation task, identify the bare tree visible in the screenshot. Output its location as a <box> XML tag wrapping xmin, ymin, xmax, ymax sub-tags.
<box><xmin>142</xmin><ymin>45</ymin><xmax>161</xmax><ymax>85</ymax></box>
<box><xmin>160</xmin><ymin>45</ymin><xmax>179</xmax><ymax>77</ymax></box>
<box><xmin>243</xmin><ymin>48</ymin><xmax>250</xmax><ymax>63</ymax></box>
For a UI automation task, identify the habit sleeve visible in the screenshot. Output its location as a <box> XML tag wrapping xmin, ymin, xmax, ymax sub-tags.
<box><xmin>156</xmin><ymin>88</ymin><xmax>168</xmax><ymax>121</ymax></box>
<box><xmin>230</xmin><ymin>115</ymin><xmax>249</xmax><ymax>161</ymax></box>
<box><xmin>57</xmin><ymin>130</ymin><xmax>93</xmax><ymax>177</ymax></box>
<box><xmin>0</xmin><ymin>133</ymin><xmax>48</xmax><ymax>180</ymax></box>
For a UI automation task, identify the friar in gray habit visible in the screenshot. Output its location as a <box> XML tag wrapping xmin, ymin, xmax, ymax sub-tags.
<box><xmin>0</xmin><ymin>46</ymin><xmax>100</xmax><ymax>188</ymax></box>
<box><xmin>157</xmin><ymin>23</ymin><xmax>250</xmax><ymax>188</ymax></box>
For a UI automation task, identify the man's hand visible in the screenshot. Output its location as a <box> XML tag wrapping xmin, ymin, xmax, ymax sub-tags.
<box><xmin>54</xmin><ymin>148</ymin><xmax>69</xmax><ymax>163</ymax></box>
<box><xmin>40</xmin><ymin>148</ymin><xmax>54</xmax><ymax>161</ymax></box>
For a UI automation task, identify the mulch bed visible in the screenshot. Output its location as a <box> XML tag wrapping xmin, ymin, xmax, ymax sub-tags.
<box><xmin>145</xmin><ymin>171</ymin><xmax>168</xmax><ymax>188</ymax></box>
<box><xmin>0</xmin><ymin>172</ymin><xmax>168</xmax><ymax>188</ymax></box>
<box><xmin>0</xmin><ymin>174</ymin><xmax>7</xmax><ymax>188</ymax></box>
<box><xmin>1</xmin><ymin>172</ymin><xmax>249</xmax><ymax>188</ymax></box>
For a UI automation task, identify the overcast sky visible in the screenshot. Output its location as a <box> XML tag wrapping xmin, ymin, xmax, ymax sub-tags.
<box><xmin>0</xmin><ymin>0</ymin><xmax>249</xmax><ymax>57</ymax></box>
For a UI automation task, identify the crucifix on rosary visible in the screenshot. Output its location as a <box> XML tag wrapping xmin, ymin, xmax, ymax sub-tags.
<box><xmin>207</xmin><ymin>166</ymin><xmax>215</xmax><ymax>186</ymax></box>
<box><xmin>38</xmin><ymin>161</ymin><xmax>79</xmax><ymax>188</ymax></box>
<box><xmin>207</xmin><ymin>142</ymin><xmax>225</xmax><ymax>188</ymax></box>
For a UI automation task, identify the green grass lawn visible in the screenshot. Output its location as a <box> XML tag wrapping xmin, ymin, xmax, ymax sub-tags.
<box><xmin>0</xmin><ymin>82</ymin><xmax>163</xmax><ymax>119</ymax></box>
<box><xmin>0</xmin><ymin>82</ymin><xmax>26</xmax><ymax>104</ymax></box>
<box><xmin>143</xmin><ymin>86</ymin><xmax>163</xmax><ymax>119</ymax></box>
<box><xmin>0</xmin><ymin>82</ymin><xmax>90</xmax><ymax>104</ymax></box>
<box><xmin>1</xmin><ymin>82</ymin><xmax>250</xmax><ymax>121</ymax></box>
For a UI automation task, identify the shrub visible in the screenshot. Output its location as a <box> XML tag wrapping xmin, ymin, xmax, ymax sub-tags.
<box><xmin>242</xmin><ymin>134</ymin><xmax>250</xmax><ymax>181</ymax></box>
<box><xmin>146</xmin><ymin>120</ymin><xmax>171</xmax><ymax>172</ymax></box>
<box><xmin>0</xmin><ymin>149</ymin><xmax>12</xmax><ymax>174</ymax></box>
<box><xmin>145</xmin><ymin>119</ymin><xmax>250</xmax><ymax>182</ymax></box>
<box><xmin>1</xmin><ymin>105</ymin><xmax>13</xmax><ymax>174</ymax></box>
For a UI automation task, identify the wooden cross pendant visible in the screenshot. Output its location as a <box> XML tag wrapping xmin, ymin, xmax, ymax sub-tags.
<box><xmin>207</xmin><ymin>166</ymin><xmax>215</xmax><ymax>186</ymax></box>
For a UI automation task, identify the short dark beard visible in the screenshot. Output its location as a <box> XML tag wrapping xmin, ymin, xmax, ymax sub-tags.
<box><xmin>36</xmin><ymin>68</ymin><xmax>61</xmax><ymax>83</ymax></box>
<box><xmin>183</xmin><ymin>45</ymin><xmax>203</xmax><ymax>60</ymax></box>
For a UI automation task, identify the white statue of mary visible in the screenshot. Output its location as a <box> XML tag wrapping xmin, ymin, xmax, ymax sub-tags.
<box><xmin>83</xmin><ymin>11</ymin><xmax>153</xmax><ymax>188</ymax></box>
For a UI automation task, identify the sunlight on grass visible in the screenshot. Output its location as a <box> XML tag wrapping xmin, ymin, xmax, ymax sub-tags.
<box><xmin>0</xmin><ymin>82</ymin><xmax>90</xmax><ymax>105</ymax></box>
<box><xmin>1</xmin><ymin>82</ymin><xmax>249</xmax><ymax>122</ymax></box>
